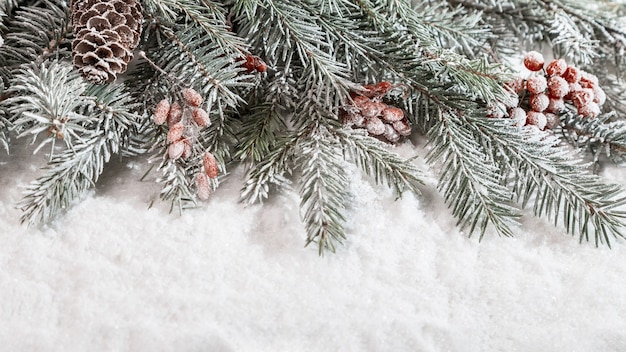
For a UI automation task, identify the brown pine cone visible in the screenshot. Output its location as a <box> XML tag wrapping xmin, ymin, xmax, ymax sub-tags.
<box><xmin>71</xmin><ymin>0</ymin><xmax>143</xmax><ymax>84</ymax></box>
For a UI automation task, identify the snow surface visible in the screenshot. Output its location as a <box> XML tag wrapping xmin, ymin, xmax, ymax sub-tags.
<box><xmin>2</xmin><ymin>138</ymin><xmax>626</xmax><ymax>352</ymax></box>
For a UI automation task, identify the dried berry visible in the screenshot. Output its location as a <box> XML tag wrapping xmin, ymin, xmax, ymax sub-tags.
<box><xmin>509</xmin><ymin>107</ymin><xmax>527</xmax><ymax>127</ymax></box>
<box><xmin>154</xmin><ymin>99</ymin><xmax>170</xmax><ymax>125</ymax></box>
<box><xmin>526</xmin><ymin>75</ymin><xmax>547</xmax><ymax>94</ymax></box>
<box><xmin>545</xmin><ymin>59</ymin><xmax>567</xmax><ymax>76</ymax></box>
<box><xmin>196</xmin><ymin>173</ymin><xmax>211</xmax><ymax>200</ymax></box>
<box><xmin>192</xmin><ymin>107</ymin><xmax>211</xmax><ymax>127</ymax></box>
<box><xmin>168</xmin><ymin>140</ymin><xmax>185</xmax><ymax>160</ymax></box>
<box><xmin>203</xmin><ymin>152</ymin><xmax>219</xmax><ymax>178</ymax></box>
<box><xmin>544</xmin><ymin>113</ymin><xmax>560</xmax><ymax>129</ymax></box>
<box><xmin>547</xmin><ymin>76</ymin><xmax>569</xmax><ymax>98</ymax></box>
<box><xmin>167</xmin><ymin>102</ymin><xmax>183</xmax><ymax>127</ymax></box>
<box><xmin>182</xmin><ymin>88</ymin><xmax>203</xmax><ymax>107</ymax></box>
<box><xmin>365</xmin><ymin>117</ymin><xmax>386</xmax><ymax>135</ymax></box>
<box><xmin>361</xmin><ymin>101</ymin><xmax>387</xmax><ymax>119</ymax></box>
<box><xmin>167</xmin><ymin>123</ymin><xmax>184</xmax><ymax>143</ymax></box>
<box><xmin>562</xmin><ymin>66</ymin><xmax>581</xmax><ymax>83</ymax></box>
<box><xmin>523</xmin><ymin>51</ymin><xmax>544</xmax><ymax>71</ymax></box>
<box><xmin>526</xmin><ymin>111</ymin><xmax>547</xmax><ymax>130</ymax></box>
<box><xmin>381</xmin><ymin>107</ymin><xmax>404</xmax><ymax>122</ymax></box>
<box><xmin>529</xmin><ymin>93</ymin><xmax>549</xmax><ymax>112</ymax></box>
<box><xmin>393</xmin><ymin>119</ymin><xmax>412</xmax><ymax>136</ymax></box>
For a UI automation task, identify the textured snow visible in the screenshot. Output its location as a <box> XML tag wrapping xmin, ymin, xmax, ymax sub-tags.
<box><xmin>2</xmin><ymin>139</ymin><xmax>626</xmax><ymax>352</ymax></box>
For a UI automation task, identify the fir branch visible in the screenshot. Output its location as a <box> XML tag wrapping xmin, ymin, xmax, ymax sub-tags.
<box><xmin>297</xmin><ymin>127</ymin><xmax>350</xmax><ymax>255</ymax></box>
<box><xmin>560</xmin><ymin>112</ymin><xmax>626</xmax><ymax>165</ymax></box>
<box><xmin>18</xmin><ymin>84</ymin><xmax>141</xmax><ymax>224</ymax></box>
<box><xmin>0</xmin><ymin>0</ymin><xmax>71</xmax><ymax>78</ymax></box>
<box><xmin>143</xmin><ymin>0</ymin><xmax>247</xmax><ymax>54</ymax></box>
<box><xmin>472</xmin><ymin>115</ymin><xmax>626</xmax><ymax>246</ymax></box>
<box><xmin>155</xmin><ymin>157</ymin><xmax>199</xmax><ymax>214</ymax></box>
<box><xmin>336</xmin><ymin>128</ymin><xmax>424</xmax><ymax>196</ymax></box>
<box><xmin>234</xmin><ymin>102</ymin><xmax>287</xmax><ymax>163</ymax></box>
<box><xmin>428</xmin><ymin>112</ymin><xmax>520</xmax><ymax>239</ymax></box>
<box><xmin>3</xmin><ymin>60</ymin><xmax>90</xmax><ymax>156</ymax></box>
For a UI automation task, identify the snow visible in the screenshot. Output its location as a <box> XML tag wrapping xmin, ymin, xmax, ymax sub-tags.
<box><xmin>2</xmin><ymin>139</ymin><xmax>626</xmax><ymax>352</ymax></box>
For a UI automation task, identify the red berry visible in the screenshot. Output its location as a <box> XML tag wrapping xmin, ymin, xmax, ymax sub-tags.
<box><xmin>593</xmin><ymin>86</ymin><xmax>606</xmax><ymax>106</ymax></box>
<box><xmin>242</xmin><ymin>54</ymin><xmax>256</xmax><ymax>72</ymax></box>
<box><xmin>526</xmin><ymin>111</ymin><xmax>547</xmax><ymax>130</ymax></box>
<box><xmin>564</xmin><ymin>82</ymin><xmax>582</xmax><ymax>100</ymax></box>
<box><xmin>544</xmin><ymin>113</ymin><xmax>560</xmax><ymax>129</ymax></box>
<box><xmin>182</xmin><ymin>88</ymin><xmax>203</xmax><ymax>107</ymax></box>
<box><xmin>509</xmin><ymin>107</ymin><xmax>527</xmax><ymax>127</ymax></box>
<box><xmin>381</xmin><ymin>107</ymin><xmax>404</xmax><ymax>122</ymax></box>
<box><xmin>168</xmin><ymin>139</ymin><xmax>185</xmax><ymax>160</ymax></box>
<box><xmin>547</xmin><ymin>97</ymin><xmax>566</xmax><ymax>114</ymax></box>
<box><xmin>383</xmin><ymin>124</ymin><xmax>400</xmax><ymax>143</ymax></box>
<box><xmin>547</xmin><ymin>76</ymin><xmax>569</xmax><ymax>98</ymax></box>
<box><xmin>153</xmin><ymin>99</ymin><xmax>170</xmax><ymax>125</ymax></box>
<box><xmin>571</xmin><ymin>88</ymin><xmax>594</xmax><ymax>108</ymax></box>
<box><xmin>192</xmin><ymin>107</ymin><xmax>211</xmax><ymax>127</ymax></box>
<box><xmin>343</xmin><ymin>111</ymin><xmax>365</xmax><ymax>127</ymax></box>
<box><xmin>529</xmin><ymin>93</ymin><xmax>549</xmax><ymax>112</ymax></box>
<box><xmin>361</xmin><ymin>101</ymin><xmax>387</xmax><ymax>118</ymax></box>
<box><xmin>365</xmin><ymin>117</ymin><xmax>386</xmax><ymax>135</ymax></box>
<box><xmin>562</xmin><ymin>66</ymin><xmax>581</xmax><ymax>83</ymax></box>
<box><xmin>545</xmin><ymin>59</ymin><xmax>567</xmax><ymax>76</ymax></box>
<box><xmin>526</xmin><ymin>75</ymin><xmax>547</xmax><ymax>94</ymax></box>
<box><xmin>578</xmin><ymin>102</ymin><xmax>601</xmax><ymax>118</ymax></box>
<box><xmin>374</xmin><ymin>81</ymin><xmax>393</xmax><ymax>94</ymax></box>
<box><xmin>523</xmin><ymin>51</ymin><xmax>545</xmax><ymax>71</ymax></box>
<box><xmin>167</xmin><ymin>102</ymin><xmax>183</xmax><ymax>127</ymax></box>
<box><xmin>167</xmin><ymin>123</ymin><xmax>184</xmax><ymax>143</ymax></box>
<box><xmin>203</xmin><ymin>152</ymin><xmax>219</xmax><ymax>178</ymax></box>
<box><xmin>579</xmin><ymin>71</ymin><xmax>599</xmax><ymax>88</ymax></box>
<box><xmin>392</xmin><ymin>119</ymin><xmax>412</xmax><ymax>136</ymax></box>
<box><xmin>505</xmin><ymin>76</ymin><xmax>525</xmax><ymax>94</ymax></box>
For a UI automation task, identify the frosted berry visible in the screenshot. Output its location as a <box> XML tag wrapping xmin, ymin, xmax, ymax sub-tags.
<box><xmin>578</xmin><ymin>102</ymin><xmax>601</xmax><ymax>118</ymax></box>
<box><xmin>168</xmin><ymin>140</ymin><xmax>185</xmax><ymax>160</ymax></box>
<box><xmin>580</xmin><ymin>71</ymin><xmax>599</xmax><ymax>88</ymax></box>
<box><xmin>545</xmin><ymin>59</ymin><xmax>567</xmax><ymax>76</ymax></box>
<box><xmin>504</xmin><ymin>93</ymin><xmax>519</xmax><ymax>109</ymax></box>
<box><xmin>167</xmin><ymin>123</ymin><xmax>184</xmax><ymax>143</ymax></box>
<box><xmin>196</xmin><ymin>173</ymin><xmax>211</xmax><ymax>200</ymax></box>
<box><xmin>565</xmin><ymin>82</ymin><xmax>582</xmax><ymax>100</ymax></box>
<box><xmin>256</xmin><ymin>60</ymin><xmax>267</xmax><ymax>73</ymax></box>
<box><xmin>547</xmin><ymin>76</ymin><xmax>569</xmax><ymax>98</ymax></box>
<box><xmin>593</xmin><ymin>86</ymin><xmax>606</xmax><ymax>106</ymax></box>
<box><xmin>544</xmin><ymin>113</ymin><xmax>560</xmax><ymax>129</ymax></box>
<box><xmin>505</xmin><ymin>76</ymin><xmax>525</xmax><ymax>94</ymax></box>
<box><xmin>547</xmin><ymin>97</ymin><xmax>566</xmax><ymax>114</ymax></box>
<box><xmin>523</xmin><ymin>51</ymin><xmax>544</xmax><ymax>71</ymax></box>
<box><xmin>487</xmin><ymin>103</ymin><xmax>505</xmax><ymax>119</ymax></box>
<box><xmin>203</xmin><ymin>152</ymin><xmax>219</xmax><ymax>178</ymax></box>
<box><xmin>529</xmin><ymin>93</ymin><xmax>549</xmax><ymax>112</ymax></box>
<box><xmin>361</xmin><ymin>101</ymin><xmax>387</xmax><ymax>119</ymax></box>
<box><xmin>352</xmin><ymin>95</ymin><xmax>370</xmax><ymax>107</ymax></box>
<box><xmin>365</xmin><ymin>117</ymin><xmax>386</xmax><ymax>135</ymax></box>
<box><xmin>192</xmin><ymin>107</ymin><xmax>211</xmax><ymax>127</ymax></box>
<box><xmin>167</xmin><ymin>102</ymin><xmax>183</xmax><ymax>127</ymax></box>
<box><xmin>526</xmin><ymin>111</ymin><xmax>547</xmax><ymax>130</ymax></box>
<box><xmin>562</xmin><ymin>66</ymin><xmax>581</xmax><ymax>83</ymax></box>
<box><xmin>383</xmin><ymin>124</ymin><xmax>401</xmax><ymax>143</ymax></box>
<box><xmin>393</xmin><ymin>119</ymin><xmax>412</xmax><ymax>136</ymax></box>
<box><xmin>154</xmin><ymin>99</ymin><xmax>170</xmax><ymax>125</ymax></box>
<box><xmin>181</xmin><ymin>138</ymin><xmax>193</xmax><ymax>159</ymax></box>
<box><xmin>182</xmin><ymin>88</ymin><xmax>203</xmax><ymax>107</ymax></box>
<box><xmin>526</xmin><ymin>75</ymin><xmax>547</xmax><ymax>94</ymax></box>
<box><xmin>381</xmin><ymin>107</ymin><xmax>404</xmax><ymax>122</ymax></box>
<box><xmin>571</xmin><ymin>88</ymin><xmax>594</xmax><ymax>108</ymax></box>
<box><xmin>343</xmin><ymin>111</ymin><xmax>365</xmax><ymax>127</ymax></box>
<box><xmin>509</xmin><ymin>107</ymin><xmax>527</xmax><ymax>127</ymax></box>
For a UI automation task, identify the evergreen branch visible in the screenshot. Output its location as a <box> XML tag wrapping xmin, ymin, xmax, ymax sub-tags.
<box><xmin>18</xmin><ymin>84</ymin><xmax>141</xmax><ymax>224</ymax></box>
<box><xmin>240</xmin><ymin>133</ymin><xmax>297</xmax><ymax>205</ymax></box>
<box><xmin>560</xmin><ymin>112</ymin><xmax>626</xmax><ymax>164</ymax></box>
<box><xmin>298</xmin><ymin>127</ymin><xmax>350</xmax><ymax>255</ymax></box>
<box><xmin>472</xmin><ymin>116</ymin><xmax>626</xmax><ymax>246</ymax></box>
<box><xmin>155</xmin><ymin>156</ymin><xmax>198</xmax><ymax>214</ymax></box>
<box><xmin>336</xmin><ymin>128</ymin><xmax>424</xmax><ymax>196</ymax></box>
<box><xmin>428</xmin><ymin>112</ymin><xmax>520</xmax><ymax>239</ymax></box>
<box><xmin>234</xmin><ymin>102</ymin><xmax>287</xmax><ymax>163</ymax></box>
<box><xmin>0</xmin><ymin>0</ymin><xmax>71</xmax><ymax>77</ymax></box>
<box><xmin>143</xmin><ymin>0</ymin><xmax>247</xmax><ymax>54</ymax></box>
<box><xmin>3</xmin><ymin>60</ymin><xmax>90</xmax><ymax>156</ymax></box>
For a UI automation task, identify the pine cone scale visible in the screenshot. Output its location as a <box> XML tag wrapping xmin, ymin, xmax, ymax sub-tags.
<box><xmin>71</xmin><ymin>0</ymin><xmax>142</xmax><ymax>84</ymax></box>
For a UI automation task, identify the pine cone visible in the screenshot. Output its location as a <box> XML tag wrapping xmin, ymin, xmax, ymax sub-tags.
<box><xmin>71</xmin><ymin>0</ymin><xmax>143</xmax><ymax>84</ymax></box>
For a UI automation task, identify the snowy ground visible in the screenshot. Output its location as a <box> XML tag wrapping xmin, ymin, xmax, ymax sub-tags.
<box><xmin>2</xmin><ymin>137</ymin><xmax>626</xmax><ymax>352</ymax></box>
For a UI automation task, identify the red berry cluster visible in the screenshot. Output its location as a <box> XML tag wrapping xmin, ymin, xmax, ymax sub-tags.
<box><xmin>499</xmin><ymin>51</ymin><xmax>606</xmax><ymax>130</ymax></box>
<box><xmin>342</xmin><ymin>82</ymin><xmax>412</xmax><ymax>143</ymax></box>
<box><xmin>240</xmin><ymin>54</ymin><xmax>267</xmax><ymax>73</ymax></box>
<box><xmin>153</xmin><ymin>88</ymin><xmax>218</xmax><ymax>200</ymax></box>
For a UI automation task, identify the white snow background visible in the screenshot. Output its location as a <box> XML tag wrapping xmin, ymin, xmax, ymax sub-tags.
<box><xmin>2</xmin><ymin>134</ymin><xmax>626</xmax><ymax>352</ymax></box>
